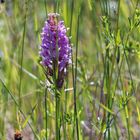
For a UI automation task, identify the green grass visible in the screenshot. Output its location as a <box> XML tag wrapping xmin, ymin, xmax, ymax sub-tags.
<box><xmin>0</xmin><ymin>0</ymin><xmax>140</xmax><ymax>139</ymax></box>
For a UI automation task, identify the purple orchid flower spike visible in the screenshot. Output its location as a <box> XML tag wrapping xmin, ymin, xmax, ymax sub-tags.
<box><xmin>39</xmin><ymin>13</ymin><xmax>71</xmax><ymax>88</ymax></box>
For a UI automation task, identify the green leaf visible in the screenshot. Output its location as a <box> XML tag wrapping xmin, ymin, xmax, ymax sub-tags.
<box><xmin>88</xmin><ymin>0</ymin><xmax>92</xmax><ymax>11</ymax></box>
<box><xmin>22</xmin><ymin>115</ymin><xmax>30</xmax><ymax>129</ymax></box>
<box><xmin>136</xmin><ymin>104</ymin><xmax>140</xmax><ymax>124</ymax></box>
<box><xmin>22</xmin><ymin>103</ymin><xmax>37</xmax><ymax>129</ymax></box>
<box><xmin>116</xmin><ymin>30</ymin><xmax>121</xmax><ymax>46</ymax></box>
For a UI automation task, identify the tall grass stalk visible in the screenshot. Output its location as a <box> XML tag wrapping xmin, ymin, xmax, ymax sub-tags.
<box><xmin>44</xmin><ymin>0</ymin><xmax>47</xmax><ymax>16</ymax></box>
<box><xmin>55</xmin><ymin>0</ymin><xmax>60</xmax><ymax>13</ymax></box>
<box><xmin>64</xmin><ymin>89</ymin><xmax>67</xmax><ymax>139</ymax></box>
<box><xmin>125</xmin><ymin>106</ymin><xmax>131</xmax><ymax>140</ymax></box>
<box><xmin>106</xmin><ymin>0</ymin><xmax>120</xmax><ymax>139</ymax></box>
<box><xmin>63</xmin><ymin>0</ymin><xmax>75</xmax><ymax>138</ymax></box>
<box><xmin>45</xmin><ymin>88</ymin><xmax>48</xmax><ymax>140</ymax></box>
<box><xmin>55</xmin><ymin>88</ymin><xmax>60</xmax><ymax>140</ymax></box>
<box><xmin>18</xmin><ymin>0</ymin><xmax>27</xmax><ymax>107</ymax></box>
<box><xmin>73</xmin><ymin>9</ymin><xmax>80</xmax><ymax>140</ymax></box>
<box><xmin>99</xmin><ymin>0</ymin><xmax>110</xmax><ymax>139</ymax></box>
<box><xmin>68</xmin><ymin>0</ymin><xmax>78</xmax><ymax>138</ymax></box>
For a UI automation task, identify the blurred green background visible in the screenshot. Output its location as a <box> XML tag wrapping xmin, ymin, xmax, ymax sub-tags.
<box><xmin>0</xmin><ymin>0</ymin><xmax>140</xmax><ymax>139</ymax></box>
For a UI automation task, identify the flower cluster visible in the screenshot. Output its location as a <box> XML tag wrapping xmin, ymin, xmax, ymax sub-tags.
<box><xmin>40</xmin><ymin>13</ymin><xmax>71</xmax><ymax>88</ymax></box>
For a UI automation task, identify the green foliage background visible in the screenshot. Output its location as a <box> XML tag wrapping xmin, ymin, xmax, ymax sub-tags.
<box><xmin>0</xmin><ymin>0</ymin><xmax>140</xmax><ymax>139</ymax></box>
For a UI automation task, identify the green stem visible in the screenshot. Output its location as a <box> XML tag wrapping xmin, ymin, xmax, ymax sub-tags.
<box><xmin>53</xmin><ymin>65</ymin><xmax>60</xmax><ymax>140</ymax></box>
<box><xmin>44</xmin><ymin>0</ymin><xmax>47</xmax><ymax>17</ymax></box>
<box><xmin>55</xmin><ymin>0</ymin><xmax>60</xmax><ymax>13</ymax></box>
<box><xmin>106</xmin><ymin>45</ymin><xmax>110</xmax><ymax>140</ymax></box>
<box><xmin>55</xmin><ymin>90</ymin><xmax>60</xmax><ymax>140</ymax></box>
<box><xmin>126</xmin><ymin>118</ymin><xmax>130</xmax><ymax>140</ymax></box>
<box><xmin>64</xmin><ymin>85</ymin><xmax>68</xmax><ymax>140</ymax></box>
<box><xmin>45</xmin><ymin>88</ymin><xmax>48</xmax><ymax>140</ymax></box>
<box><xmin>69</xmin><ymin>0</ymin><xmax>77</xmax><ymax>138</ymax></box>
<box><xmin>106</xmin><ymin>0</ymin><xmax>120</xmax><ymax>139</ymax></box>
<box><xmin>73</xmin><ymin>11</ymin><xmax>80</xmax><ymax>140</ymax></box>
<box><xmin>18</xmin><ymin>0</ymin><xmax>27</xmax><ymax>108</ymax></box>
<box><xmin>113</xmin><ymin>120</ymin><xmax>119</xmax><ymax>139</ymax></box>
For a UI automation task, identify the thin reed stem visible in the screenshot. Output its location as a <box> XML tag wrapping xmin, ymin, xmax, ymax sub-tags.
<box><xmin>55</xmin><ymin>89</ymin><xmax>60</xmax><ymax>140</ymax></box>
<box><xmin>63</xmin><ymin>80</ymin><xmax>68</xmax><ymax>140</ymax></box>
<box><xmin>18</xmin><ymin>0</ymin><xmax>27</xmax><ymax>107</ymax></box>
<box><xmin>125</xmin><ymin>110</ymin><xmax>131</xmax><ymax>140</ymax></box>
<box><xmin>45</xmin><ymin>88</ymin><xmax>48</xmax><ymax>140</ymax></box>
<box><xmin>54</xmin><ymin>0</ymin><xmax>60</xmax><ymax>13</ymax></box>
<box><xmin>44</xmin><ymin>0</ymin><xmax>47</xmax><ymax>17</ymax></box>
<box><xmin>73</xmin><ymin>11</ymin><xmax>80</xmax><ymax>140</ymax></box>
<box><xmin>68</xmin><ymin>0</ymin><xmax>78</xmax><ymax>138</ymax></box>
<box><xmin>106</xmin><ymin>0</ymin><xmax>121</xmax><ymax>139</ymax></box>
